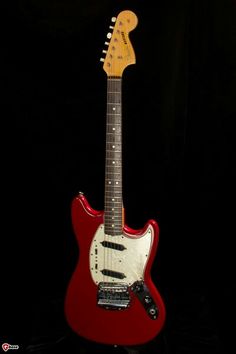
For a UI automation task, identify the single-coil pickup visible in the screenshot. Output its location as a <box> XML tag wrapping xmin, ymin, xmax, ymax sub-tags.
<box><xmin>101</xmin><ymin>240</ymin><xmax>126</xmax><ymax>251</ymax></box>
<box><xmin>101</xmin><ymin>269</ymin><xmax>126</xmax><ymax>279</ymax></box>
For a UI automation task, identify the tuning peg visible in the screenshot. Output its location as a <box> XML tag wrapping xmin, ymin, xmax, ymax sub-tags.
<box><xmin>111</xmin><ymin>17</ymin><xmax>116</xmax><ymax>23</ymax></box>
<box><xmin>102</xmin><ymin>50</ymin><xmax>107</xmax><ymax>54</ymax></box>
<box><xmin>107</xmin><ymin>32</ymin><xmax>112</xmax><ymax>39</ymax></box>
<box><xmin>100</xmin><ymin>58</ymin><xmax>105</xmax><ymax>62</ymax></box>
<box><xmin>109</xmin><ymin>26</ymin><xmax>114</xmax><ymax>29</ymax></box>
<box><xmin>104</xmin><ymin>41</ymin><xmax>109</xmax><ymax>46</ymax></box>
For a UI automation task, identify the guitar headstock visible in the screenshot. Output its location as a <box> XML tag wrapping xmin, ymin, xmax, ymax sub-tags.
<box><xmin>100</xmin><ymin>10</ymin><xmax>138</xmax><ymax>77</ymax></box>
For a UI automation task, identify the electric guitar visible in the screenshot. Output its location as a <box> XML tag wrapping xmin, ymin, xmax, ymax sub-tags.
<box><xmin>65</xmin><ymin>10</ymin><xmax>166</xmax><ymax>346</ymax></box>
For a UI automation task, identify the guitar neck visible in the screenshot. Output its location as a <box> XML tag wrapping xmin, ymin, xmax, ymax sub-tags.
<box><xmin>104</xmin><ymin>77</ymin><xmax>123</xmax><ymax>236</ymax></box>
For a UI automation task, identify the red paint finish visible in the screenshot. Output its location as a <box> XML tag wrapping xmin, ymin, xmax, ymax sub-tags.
<box><xmin>64</xmin><ymin>193</ymin><xmax>166</xmax><ymax>346</ymax></box>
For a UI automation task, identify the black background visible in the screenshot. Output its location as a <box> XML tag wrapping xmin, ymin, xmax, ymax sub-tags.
<box><xmin>1</xmin><ymin>1</ymin><xmax>235</xmax><ymax>353</ymax></box>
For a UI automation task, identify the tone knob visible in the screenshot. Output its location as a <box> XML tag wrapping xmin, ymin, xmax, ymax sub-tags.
<box><xmin>144</xmin><ymin>295</ymin><xmax>152</xmax><ymax>304</ymax></box>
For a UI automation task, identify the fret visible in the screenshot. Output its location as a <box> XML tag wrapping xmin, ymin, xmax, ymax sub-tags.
<box><xmin>107</xmin><ymin>101</ymin><xmax>121</xmax><ymax>106</ymax></box>
<box><xmin>105</xmin><ymin>192</ymin><xmax>122</xmax><ymax>194</ymax></box>
<box><xmin>105</xmin><ymin>202</ymin><xmax>123</xmax><ymax>205</ymax></box>
<box><xmin>105</xmin><ymin>213</ymin><xmax>122</xmax><ymax>216</ymax></box>
<box><xmin>105</xmin><ymin>156</ymin><xmax>121</xmax><ymax>160</ymax></box>
<box><xmin>105</xmin><ymin>184</ymin><xmax>122</xmax><ymax>187</ymax></box>
<box><xmin>104</xmin><ymin>213</ymin><xmax>122</xmax><ymax>216</ymax></box>
<box><xmin>107</xmin><ymin>123</ymin><xmax>120</xmax><ymax>126</ymax></box>
<box><xmin>105</xmin><ymin>169</ymin><xmax>122</xmax><ymax>172</ymax></box>
<box><xmin>105</xmin><ymin>206</ymin><xmax>122</xmax><ymax>210</ymax></box>
<box><xmin>105</xmin><ymin>217</ymin><xmax>122</xmax><ymax>220</ymax></box>
<box><xmin>104</xmin><ymin>209</ymin><xmax>122</xmax><ymax>213</ymax></box>
<box><xmin>105</xmin><ymin>166</ymin><xmax>122</xmax><ymax>168</ymax></box>
<box><xmin>106</xmin><ymin>157</ymin><xmax>121</xmax><ymax>160</ymax></box>
<box><xmin>106</xmin><ymin>132</ymin><xmax>122</xmax><ymax>135</ymax></box>
<box><xmin>107</xmin><ymin>184</ymin><xmax>121</xmax><ymax>189</ymax></box>
<box><xmin>105</xmin><ymin>174</ymin><xmax>122</xmax><ymax>177</ymax></box>
<box><xmin>105</xmin><ymin>170</ymin><xmax>122</xmax><ymax>173</ymax></box>
<box><xmin>104</xmin><ymin>225</ymin><xmax>122</xmax><ymax>228</ymax></box>
<box><xmin>105</xmin><ymin>203</ymin><xmax>122</xmax><ymax>207</ymax></box>
<box><xmin>105</xmin><ymin>196</ymin><xmax>123</xmax><ymax>199</ymax></box>
<box><xmin>105</xmin><ymin>218</ymin><xmax>122</xmax><ymax>222</ymax></box>
<box><xmin>105</xmin><ymin>192</ymin><xmax>122</xmax><ymax>195</ymax></box>
<box><xmin>105</xmin><ymin>214</ymin><xmax>122</xmax><ymax>218</ymax></box>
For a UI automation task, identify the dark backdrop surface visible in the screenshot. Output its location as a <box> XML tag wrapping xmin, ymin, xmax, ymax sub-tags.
<box><xmin>0</xmin><ymin>1</ymin><xmax>235</xmax><ymax>353</ymax></box>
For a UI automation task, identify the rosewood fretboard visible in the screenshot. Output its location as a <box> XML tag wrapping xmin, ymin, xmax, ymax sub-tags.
<box><xmin>104</xmin><ymin>77</ymin><xmax>123</xmax><ymax>235</ymax></box>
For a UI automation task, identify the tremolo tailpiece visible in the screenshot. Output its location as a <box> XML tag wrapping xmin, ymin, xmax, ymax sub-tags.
<box><xmin>97</xmin><ymin>282</ymin><xmax>130</xmax><ymax>310</ymax></box>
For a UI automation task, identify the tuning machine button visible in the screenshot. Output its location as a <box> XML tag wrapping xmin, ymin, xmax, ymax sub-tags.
<box><xmin>100</xmin><ymin>58</ymin><xmax>105</xmax><ymax>62</ymax></box>
<box><xmin>104</xmin><ymin>42</ymin><xmax>109</xmax><ymax>46</ymax></box>
<box><xmin>109</xmin><ymin>26</ymin><xmax>114</xmax><ymax>29</ymax></box>
<box><xmin>102</xmin><ymin>50</ymin><xmax>107</xmax><ymax>54</ymax></box>
<box><xmin>111</xmin><ymin>17</ymin><xmax>116</xmax><ymax>23</ymax></box>
<box><xmin>107</xmin><ymin>32</ymin><xmax>112</xmax><ymax>39</ymax></box>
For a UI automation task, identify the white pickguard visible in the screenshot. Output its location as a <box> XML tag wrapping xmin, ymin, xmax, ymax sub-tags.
<box><xmin>90</xmin><ymin>224</ymin><xmax>153</xmax><ymax>286</ymax></box>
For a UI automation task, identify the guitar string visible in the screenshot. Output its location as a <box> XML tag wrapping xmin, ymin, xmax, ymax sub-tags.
<box><xmin>104</xmin><ymin>75</ymin><xmax>109</xmax><ymax>285</ymax></box>
<box><xmin>105</xmin><ymin>76</ymin><xmax>109</xmax><ymax>285</ymax></box>
<box><xmin>105</xmin><ymin>26</ymin><xmax>123</xmax><ymax>288</ymax></box>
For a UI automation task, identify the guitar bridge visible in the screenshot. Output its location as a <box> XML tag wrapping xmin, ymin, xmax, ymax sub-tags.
<box><xmin>97</xmin><ymin>282</ymin><xmax>130</xmax><ymax>310</ymax></box>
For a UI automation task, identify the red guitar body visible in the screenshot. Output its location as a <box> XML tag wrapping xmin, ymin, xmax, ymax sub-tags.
<box><xmin>64</xmin><ymin>193</ymin><xmax>166</xmax><ymax>346</ymax></box>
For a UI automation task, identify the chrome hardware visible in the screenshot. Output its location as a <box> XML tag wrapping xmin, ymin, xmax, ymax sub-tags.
<box><xmin>131</xmin><ymin>281</ymin><xmax>159</xmax><ymax>320</ymax></box>
<box><xmin>97</xmin><ymin>282</ymin><xmax>130</xmax><ymax>310</ymax></box>
<box><xmin>107</xmin><ymin>32</ymin><xmax>112</xmax><ymax>39</ymax></box>
<box><xmin>109</xmin><ymin>26</ymin><xmax>114</xmax><ymax>29</ymax></box>
<box><xmin>144</xmin><ymin>295</ymin><xmax>152</xmax><ymax>304</ymax></box>
<box><xmin>111</xmin><ymin>17</ymin><xmax>116</xmax><ymax>23</ymax></box>
<box><xmin>102</xmin><ymin>50</ymin><xmax>107</xmax><ymax>54</ymax></box>
<box><xmin>149</xmin><ymin>308</ymin><xmax>157</xmax><ymax>316</ymax></box>
<box><xmin>104</xmin><ymin>42</ymin><xmax>109</xmax><ymax>45</ymax></box>
<box><xmin>100</xmin><ymin>58</ymin><xmax>105</xmax><ymax>62</ymax></box>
